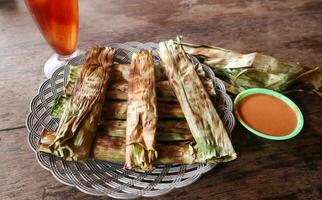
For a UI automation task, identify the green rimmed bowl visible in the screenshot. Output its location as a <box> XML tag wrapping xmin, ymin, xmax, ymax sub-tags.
<box><xmin>234</xmin><ymin>88</ymin><xmax>304</xmax><ymax>140</ymax></box>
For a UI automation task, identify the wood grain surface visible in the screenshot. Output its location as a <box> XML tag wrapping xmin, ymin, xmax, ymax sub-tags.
<box><xmin>0</xmin><ymin>0</ymin><xmax>321</xmax><ymax>199</ymax></box>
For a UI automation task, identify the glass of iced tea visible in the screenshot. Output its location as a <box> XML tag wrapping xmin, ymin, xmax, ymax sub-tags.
<box><xmin>25</xmin><ymin>0</ymin><xmax>79</xmax><ymax>78</ymax></box>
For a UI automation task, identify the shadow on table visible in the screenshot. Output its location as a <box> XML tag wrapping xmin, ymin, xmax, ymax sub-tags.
<box><xmin>0</xmin><ymin>0</ymin><xmax>18</xmax><ymax>11</ymax></box>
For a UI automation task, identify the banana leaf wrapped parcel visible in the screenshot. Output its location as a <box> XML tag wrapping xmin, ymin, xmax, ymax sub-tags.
<box><xmin>125</xmin><ymin>50</ymin><xmax>158</xmax><ymax>171</ymax></box>
<box><xmin>103</xmin><ymin>101</ymin><xmax>184</xmax><ymax>120</ymax></box>
<box><xmin>101</xmin><ymin>120</ymin><xmax>192</xmax><ymax>141</ymax></box>
<box><xmin>159</xmin><ymin>37</ymin><xmax>237</xmax><ymax>163</ymax></box>
<box><xmin>93</xmin><ymin>136</ymin><xmax>195</xmax><ymax>164</ymax></box>
<box><xmin>41</xmin><ymin>43</ymin><xmax>232</xmax><ymax>167</ymax></box>
<box><xmin>181</xmin><ymin>42</ymin><xmax>321</xmax><ymax>95</ymax></box>
<box><xmin>47</xmin><ymin>46</ymin><xmax>115</xmax><ymax>161</ymax></box>
<box><xmin>39</xmin><ymin>131</ymin><xmax>196</xmax><ymax>164</ymax></box>
<box><xmin>51</xmin><ymin>65</ymin><xmax>216</xmax><ymax>118</ymax></box>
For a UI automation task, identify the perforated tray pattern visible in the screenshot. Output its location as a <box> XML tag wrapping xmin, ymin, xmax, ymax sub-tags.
<box><xmin>26</xmin><ymin>42</ymin><xmax>235</xmax><ymax>199</ymax></box>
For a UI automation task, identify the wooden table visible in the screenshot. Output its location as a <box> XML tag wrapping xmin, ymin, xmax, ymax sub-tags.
<box><xmin>1</xmin><ymin>0</ymin><xmax>321</xmax><ymax>199</ymax></box>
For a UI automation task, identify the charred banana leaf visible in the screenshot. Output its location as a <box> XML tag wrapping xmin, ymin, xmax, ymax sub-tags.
<box><xmin>39</xmin><ymin>131</ymin><xmax>195</xmax><ymax>164</ymax></box>
<box><xmin>52</xmin><ymin>99</ymin><xmax>184</xmax><ymax>120</ymax></box>
<box><xmin>100</xmin><ymin>120</ymin><xmax>192</xmax><ymax>141</ymax></box>
<box><xmin>181</xmin><ymin>42</ymin><xmax>321</xmax><ymax>95</ymax></box>
<box><xmin>159</xmin><ymin>37</ymin><xmax>237</xmax><ymax>163</ymax></box>
<box><xmin>125</xmin><ymin>50</ymin><xmax>158</xmax><ymax>171</ymax></box>
<box><xmin>103</xmin><ymin>101</ymin><xmax>184</xmax><ymax>119</ymax></box>
<box><xmin>48</xmin><ymin>46</ymin><xmax>115</xmax><ymax>161</ymax></box>
<box><xmin>93</xmin><ymin>136</ymin><xmax>195</xmax><ymax>164</ymax></box>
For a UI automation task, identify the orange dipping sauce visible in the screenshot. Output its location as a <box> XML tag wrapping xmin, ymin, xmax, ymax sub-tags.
<box><xmin>237</xmin><ymin>94</ymin><xmax>297</xmax><ymax>136</ymax></box>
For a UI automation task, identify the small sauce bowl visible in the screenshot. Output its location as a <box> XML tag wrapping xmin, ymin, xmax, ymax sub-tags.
<box><xmin>234</xmin><ymin>88</ymin><xmax>304</xmax><ymax>140</ymax></box>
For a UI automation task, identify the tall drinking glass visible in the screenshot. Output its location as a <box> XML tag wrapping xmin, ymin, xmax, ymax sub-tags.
<box><xmin>25</xmin><ymin>0</ymin><xmax>79</xmax><ymax>78</ymax></box>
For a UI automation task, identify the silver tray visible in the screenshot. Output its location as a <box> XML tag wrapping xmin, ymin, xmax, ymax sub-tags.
<box><xmin>26</xmin><ymin>42</ymin><xmax>235</xmax><ymax>199</ymax></box>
